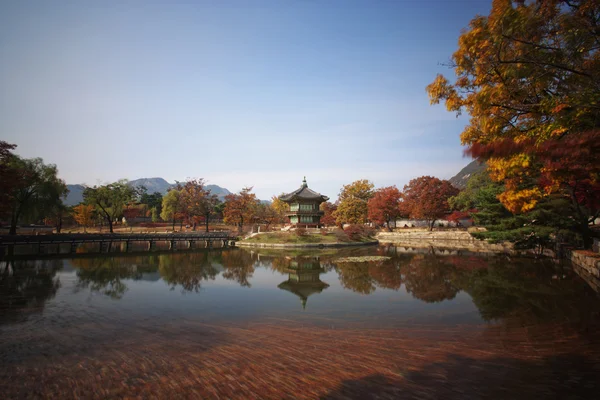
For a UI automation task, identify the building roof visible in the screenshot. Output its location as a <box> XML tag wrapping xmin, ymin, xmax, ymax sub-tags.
<box><xmin>277</xmin><ymin>280</ymin><xmax>330</xmax><ymax>309</ymax></box>
<box><xmin>280</xmin><ymin>177</ymin><xmax>329</xmax><ymax>203</ymax></box>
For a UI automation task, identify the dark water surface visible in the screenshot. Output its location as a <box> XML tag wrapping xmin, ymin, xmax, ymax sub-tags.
<box><xmin>1</xmin><ymin>245</ymin><xmax>599</xmax><ymax>399</ymax></box>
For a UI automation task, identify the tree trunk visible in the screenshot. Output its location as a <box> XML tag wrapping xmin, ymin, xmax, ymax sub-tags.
<box><xmin>9</xmin><ymin>208</ymin><xmax>20</xmax><ymax>235</ymax></box>
<box><xmin>429</xmin><ymin>220</ymin><xmax>435</xmax><ymax>231</ymax></box>
<box><xmin>108</xmin><ymin>219</ymin><xmax>114</xmax><ymax>234</ymax></box>
<box><xmin>205</xmin><ymin>212</ymin><xmax>210</xmax><ymax>232</ymax></box>
<box><xmin>386</xmin><ymin>220</ymin><xmax>392</xmax><ymax>232</ymax></box>
<box><xmin>172</xmin><ymin>217</ymin><xmax>176</xmax><ymax>231</ymax></box>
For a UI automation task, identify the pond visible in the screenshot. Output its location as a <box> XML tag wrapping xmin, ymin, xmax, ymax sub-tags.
<box><xmin>1</xmin><ymin>245</ymin><xmax>599</xmax><ymax>399</ymax></box>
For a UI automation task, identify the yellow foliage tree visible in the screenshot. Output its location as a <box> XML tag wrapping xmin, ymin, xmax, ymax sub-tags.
<box><xmin>73</xmin><ymin>204</ymin><xmax>94</xmax><ymax>233</ymax></box>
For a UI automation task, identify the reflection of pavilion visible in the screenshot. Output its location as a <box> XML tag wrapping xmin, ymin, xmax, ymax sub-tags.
<box><xmin>277</xmin><ymin>257</ymin><xmax>329</xmax><ymax>309</ymax></box>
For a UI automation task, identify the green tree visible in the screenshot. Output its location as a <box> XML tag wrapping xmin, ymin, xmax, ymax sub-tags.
<box><xmin>160</xmin><ymin>189</ymin><xmax>181</xmax><ymax>230</ymax></box>
<box><xmin>4</xmin><ymin>156</ymin><xmax>68</xmax><ymax>235</ymax></box>
<box><xmin>83</xmin><ymin>181</ymin><xmax>136</xmax><ymax>233</ymax></box>
<box><xmin>333</xmin><ymin>179</ymin><xmax>374</xmax><ymax>225</ymax></box>
<box><xmin>140</xmin><ymin>191</ymin><xmax>163</xmax><ymax>215</ymax></box>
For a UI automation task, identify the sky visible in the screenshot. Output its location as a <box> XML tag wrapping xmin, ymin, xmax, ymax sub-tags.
<box><xmin>0</xmin><ymin>0</ymin><xmax>491</xmax><ymax>200</ymax></box>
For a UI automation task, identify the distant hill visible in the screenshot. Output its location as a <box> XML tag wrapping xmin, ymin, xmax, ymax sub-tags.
<box><xmin>64</xmin><ymin>178</ymin><xmax>232</xmax><ymax>206</ymax></box>
<box><xmin>449</xmin><ymin>160</ymin><xmax>486</xmax><ymax>190</ymax></box>
<box><xmin>128</xmin><ymin>177</ymin><xmax>172</xmax><ymax>194</ymax></box>
<box><xmin>64</xmin><ymin>184</ymin><xmax>86</xmax><ymax>206</ymax></box>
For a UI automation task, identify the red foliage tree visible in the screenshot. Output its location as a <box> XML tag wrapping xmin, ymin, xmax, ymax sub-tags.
<box><xmin>367</xmin><ymin>186</ymin><xmax>402</xmax><ymax>231</ymax></box>
<box><xmin>319</xmin><ymin>202</ymin><xmax>338</xmax><ymax>227</ymax></box>
<box><xmin>402</xmin><ymin>176</ymin><xmax>459</xmax><ymax>231</ymax></box>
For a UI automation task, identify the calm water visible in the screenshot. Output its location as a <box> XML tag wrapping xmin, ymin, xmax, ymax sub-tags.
<box><xmin>1</xmin><ymin>245</ymin><xmax>600</xmax><ymax>399</ymax></box>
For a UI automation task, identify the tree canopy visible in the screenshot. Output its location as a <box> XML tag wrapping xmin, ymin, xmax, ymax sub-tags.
<box><xmin>402</xmin><ymin>176</ymin><xmax>458</xmax><ymax>230</ymax></box>
<box><xmin>3</xmin><ymin>155</ymin><xmax>68</xmax><ymax>234</ymax></box>
<box><xmin>427</xmin><ymin>0</ymin><xmax>600</xmax><ymax>244</ymax></box>
<box><xmin>367</xmin><ymin>186</ymin><xmax>403</xmax><ymax>231</ymax></box>
<box><xmin>83</xmin><ymin>181</ymin><xmax>137</xmax><ymax>233</ymax></box>
<box><xmin>333</xmin><ymin>179</ymin><xmax>374</xmax><ymax>225</ymax></box>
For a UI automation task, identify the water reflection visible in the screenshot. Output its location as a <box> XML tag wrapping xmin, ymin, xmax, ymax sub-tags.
<box><xmin>0</xmin><ymin>259</ymin><xmax>61</xmax><ymax>323</ymax></box>
<box><xmin>276</xmin><ymin>256</ymin><xmax>330</xmax><ymax>309</ymax></box>
<box><xmin>2</xmin><ymin>246</ymin><xmax>599</xmax><ymax>328</ymax></box>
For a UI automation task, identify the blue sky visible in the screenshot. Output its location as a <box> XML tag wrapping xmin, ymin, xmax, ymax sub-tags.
<box><xmin>0</xmin><ymin>0</ymin><xmax>491</xmax><ymax>200</ymax></box>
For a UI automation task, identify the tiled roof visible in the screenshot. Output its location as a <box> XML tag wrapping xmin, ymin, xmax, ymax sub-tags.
<box><xmin>280</xmin><ymin>178</ymin><xmax>329</xmax><ymax>202</ymax></box>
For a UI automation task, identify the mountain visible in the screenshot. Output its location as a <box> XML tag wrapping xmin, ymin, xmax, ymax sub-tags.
<box><xmin>64</xmin><ymin>178</ymin><xmax>232</xmax><ymax>206</ymax></box>
<box><xmin>64</xmin><ymin>184</ymin><xmax>86</xmax><ymax>206</ymax></box>
<box><xmin>449</xmin><ymin>160</ymin><xmax>486</xmax><ymax>189</ymax></box>
<box><xmin>128</xmin><ymin>177</ymin><xmax>173</xmax><ymax>194</ymax></box>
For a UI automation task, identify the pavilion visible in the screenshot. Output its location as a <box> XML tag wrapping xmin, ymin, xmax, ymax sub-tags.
<box><xmin>279</xmin><ymin>177</ymin><xmax>329</xmax><ymax>227</ymax></box>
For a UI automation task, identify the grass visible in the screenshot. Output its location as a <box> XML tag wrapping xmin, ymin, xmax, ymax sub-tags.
<box><xmin>241</xmin><ymin>231</ymin><xmax>374</xmax><ymax>244</ymax></box>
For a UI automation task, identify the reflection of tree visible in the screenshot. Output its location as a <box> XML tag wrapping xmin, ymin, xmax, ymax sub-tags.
<box><xmin>463</xmin><ymin>259</ymin><xmax>600</xmax><ymax>325</ymax></box>
<box><xmin>220</xmin><ymin>249</ymin><xmax>256</xmax><ymax>287</ymax></box>
<box><xmin>336</xmin><ymin>262</ymin><xmax>376</xmax><ymax>295</ymax></box>
<box><xmin>158</xmin><ymin>252</ymin><xmax>218</xmax><ymax>292</ymax></box>
<box><xmin>369</xmin><ymin>259</ymin><xmax>402</xmax><ymax>290</ymax></box>
<box><xmin>72</xmin><ymin>256</ymin><xmax>154</xmax><ymax>299</ymax></box>
<box><xmin>402</xmin><ymin>255</ymin><xmax>460</xmax><ymax>303</ymax></box>
<box><xmin>0</xmin><ymin>259</ymin><xmax>61</xmax><ymax>323</ymax></box>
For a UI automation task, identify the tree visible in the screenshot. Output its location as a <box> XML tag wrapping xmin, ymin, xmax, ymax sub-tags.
<box><xmin>333</xmin><ymin>179</ymin><xmax>374</xmax><ymax>225</ymax></box>
<box><xmin>270</xmin><ymin>195</ymin><xmax>289</xmax><ymax>224</ymax></box>
<box><xmin>140</xmin><ymin>191</ymin><xmax>163</xmax><ymax>215</ymax></box>
<box><xmin>320</xmin><ymin>201</ymin><xmax>338</xmax><ymax>226</ymax></box>
<box><xmin>177</xmin><ymin>179</ymin><xmax>218</xmax><ymax>231</ymax></box>
<box><xmin>367</xmin><ymin>186</ymin><xmax>403</xmax><ymax>231</ymax></box>
<box><xmin>0</xmin><ymin>141</ymin><xmax>19</xmax><ymax>218</ymax></box>
<box><xmin>402</xmin><ymin>176</ymin><xmax>459</xmax><ymax>231</ymax></box>
<box><xmin>83</xmin><ymin>181</ymin><xmax>136</xmax><ymax>233</ymax></box>
<box><xmin>223</xmin><ymin>187</ymin><xmax>259</xmax><ymax>234</ymax></box>
<box><xmin>73</xmin><ymin>204</ymin><xmax>95</xmax><ymax>233</ymax></box>
<box><xmin>426</xmin><ymin>0</ymin><xmax>600</xmax><ymax>246</ymax></box>
<box><xmin>4</xmin><ymin>156</ymin><xmax>68</xmax><ymax>235</ymax></box>
<box><xmin>161</xmin><ymin>189</ymin><xmax>181</xmax><ymax>230</ymax></box>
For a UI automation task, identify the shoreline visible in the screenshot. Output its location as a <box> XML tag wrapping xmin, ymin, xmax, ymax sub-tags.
<box><xmin>236</xmin><ymin>240</ymin><xmax>379</xmax><ymax>248</ymax></box>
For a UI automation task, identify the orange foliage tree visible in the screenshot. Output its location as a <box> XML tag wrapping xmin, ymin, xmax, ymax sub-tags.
<box><xmin>73</xmin><ymin>204</ymin><xmax>95</xmax><ymax>232</ymax></box>
<box><xmin>427</xmin><ymin>0</ymin><xmax>600</xmax><ymax>245</ymax></box>
<box><xmin>402</xmin><ymin>176</ymin><xmax>459</xmax><ymax>231</ymax></box>
<box><xmin>178</xmin><ymin>179</ymin><xmax>219</xmax><ymax>231</ymax></box>
<box><xmin>223</xmin><ymin>187</ymin><xmax>260</xmax><ymax>234</ymax></box>
<box><xmin>367</xmin><ymin>186</ymin><xmax>403</xmax><ymax>231</ymax></box>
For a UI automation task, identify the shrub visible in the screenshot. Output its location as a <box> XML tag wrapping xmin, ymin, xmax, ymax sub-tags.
<box><xmin>343</xmin><ymin>224</ymin><xmax>365</xmax><ymax>241</ymax></box>
<box><xmin>295</xmin><ymin>227</ymin><xmax>308</xmax><ymax>237</ymax></box>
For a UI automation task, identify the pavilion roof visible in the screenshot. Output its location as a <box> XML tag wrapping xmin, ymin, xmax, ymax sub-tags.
<box><xmin>280</xmin><ymin>177</ymin><xmax>329</xmax><ymax>203</ymax></box>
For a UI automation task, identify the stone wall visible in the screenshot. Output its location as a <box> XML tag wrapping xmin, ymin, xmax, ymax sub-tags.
<box><xmin>570</xmin><ymin>250</ymin><xmax>600</xmax><ymax>292</ymax></box>
<box><xmin>376</xmin><ymin>230</ymin><xmax>515</xmax><ymax>254</ymax></box>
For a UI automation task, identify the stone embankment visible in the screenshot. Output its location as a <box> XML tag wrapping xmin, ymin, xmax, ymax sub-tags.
<box><xmin>237</xmin><ymin>240</ymin><xmax>379</xmax><ymax>249</ymax></box>
<box><xmin>376</xmin><ymin>230</ymin><xmax>515</xmax><ymax>254</ymax></box>
<box><xmin>570</xmin><ymin>250</ymin><xmax>600</xmax><ymax>292</ymax></box>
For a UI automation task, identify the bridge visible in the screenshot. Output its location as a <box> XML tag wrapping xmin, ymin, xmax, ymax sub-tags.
<box><xmin>0</xmin><ymin>232</ymin><xmax>239</xmax><ymax>257</ymax></box>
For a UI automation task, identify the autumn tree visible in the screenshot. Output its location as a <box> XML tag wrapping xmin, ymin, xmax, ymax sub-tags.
<box><xmin>160</xmin><ymin>189</ymin><xmax>181</xmax><ymax>230</ymax></box>
<box><xmin>333</xmin><ymin>179</ymin><xmax>374</xmax><ymax>225</ymax></box>
<box><xmin>73</xmin><ymin>204</ymin><xmax>95</xmax><ymax>232</ymax></box>
<box><xmin>402</xmin><ymin>176</ymin><xmax>459</xmax><ymax>231</ymax></box>
<box><xmin>270</xmin><ymin>195</ymin><xmax>289</xmax><ymax>224</ymax></box>
<box><xmin>83</xmin><ymin>181</ymin><xmax>137</xmax><ymax>233</ymax></box>
<box><xmin>178</xmin><ymin>179</ymin><xmax>219</xmax><ymax>231</ymax></box>
<box><xmin>3</xmin><ymin>156</ymin><xmax>68</xmax><ymax>235</ymax></box>
<box><xmin>223</xmin><ymin>187</ymin><xmax>260</xmax><ymax>234</ymax></box>
<box><xmin>319</xmin><ymin>201</ymin><xmax>338</xmax><ymax>227</ymax></box>
<box><xmin>427</xmin><ymin>0</ymin><xmax>600</xmax><ymax>246</ymax></box>
<box><xmin>367</xmin><ymin>186</ymin><xmax>403</xmax><ymax>231</ymax></box>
